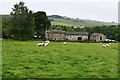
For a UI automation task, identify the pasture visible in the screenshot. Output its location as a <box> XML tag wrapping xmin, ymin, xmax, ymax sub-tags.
<box><xmin>49</xmin><ymin>17</ymin><xmax>116</xmax><ymax>28</ymax></box>
<box><xmin>2</xmin><ymin>40</ymin><xmax>118</xmax><ymax>78</ymax></box>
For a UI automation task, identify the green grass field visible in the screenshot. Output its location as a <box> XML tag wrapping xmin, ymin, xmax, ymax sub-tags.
<box><xmin>49</xmin><ymin>17</ymin><xmax>116</xmax><ymax>28</ymax></box>
<box><xmin>2</xmin><ymin>40</ymin><xmax>118</xmax><ymax>78</ymax></box>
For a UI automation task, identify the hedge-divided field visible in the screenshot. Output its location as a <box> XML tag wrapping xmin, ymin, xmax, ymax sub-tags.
<box><xmin>48</xmin><ymin>17</ymin><xmax>117</xmax><ymax>28</ymax></box>
<box><xmin>2</xmin><ymin>40</ymin><xmax>118</xmax><ymax>78</ymax></box>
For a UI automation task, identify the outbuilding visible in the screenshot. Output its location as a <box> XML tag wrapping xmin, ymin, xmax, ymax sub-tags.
<box><xmin>65</xmin><ymin>32</ymin><xmax>88</xmax><ymax>41</ymax></box>
<box><xmin>90</xmin><ymin>33</ymin><xmax>106</xmax><ymax>42</ymax></box>
<box><xmin>45</xmin><ymin>30</ymin><xmax>88</xmax><ymax>41</ymax></box>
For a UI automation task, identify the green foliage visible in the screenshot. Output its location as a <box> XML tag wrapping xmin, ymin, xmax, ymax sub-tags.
<box><xmin>50</xmin><ymin>24</ymin><xmax>119</xmax><ymax>41</ymax></box>
<box><xmin>10</xmin><ymin>1</ymin><xmax>35</xmax><ymax>40</ymax></box>
<box><xmin>50</xmin><ymin>25</ymin><xmax>82</xmax><ymax>32</ymax></box>
<box><xmin>2</xmin><ymin>15</ymin><xmax>11</xmax><ymax>38</ymax></box>
<box><xmin>0</xmin><ymin>15</ymin><xmax>1</xmax><ymax>38</ymax></box>
<box><xmin>2</xmin><ymin>40</ymin><xmax>118</xmax><ymax>78</ymax></box>
<box><xmin>82</xmin><ymin>25</ymin><xmax>120</xmax><ymax>41</ymax></box>
<box><xmin>33</xmin><ymin>11</ymin><xmax>51</xmax><ymax>38</ymax></box>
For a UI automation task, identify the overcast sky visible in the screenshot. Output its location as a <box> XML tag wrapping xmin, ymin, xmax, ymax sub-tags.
<box><xmin>0</xmin><ymin>0</ymin><xmax>119</xmax><ymax>22</ymax></box>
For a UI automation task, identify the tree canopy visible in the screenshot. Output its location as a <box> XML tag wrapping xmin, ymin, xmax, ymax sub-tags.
<box><xmin>10</xmin><ymin>1</ymin><xmax>35</xmax><ymax>40</ymax></box>
<box><xmin>33</xmin><ymin>11</ymin><xmax>51</xmax><ymax>38</ymax></box>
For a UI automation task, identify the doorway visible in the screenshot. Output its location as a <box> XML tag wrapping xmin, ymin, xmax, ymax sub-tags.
<box><xmin>100</xmin><ymin>37</ymin><xmax>102</xmax><ymax>40</ymax></box>
<box><xmin>78</xmin><ymin>37</ymin><xmax>82</xmax><ymax>40</ymax></box>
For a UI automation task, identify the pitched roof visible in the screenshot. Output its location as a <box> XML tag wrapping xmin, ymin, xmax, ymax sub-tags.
<box><xmin>46</xmin><ymin>30</ymin><xmax>88</xmax><ymax>35</ymax></box>
<box><xmin>91</xmin><ymin>33</ymin><xmax>105</xmax><ymax>36</ymax></box>
<box><xmin>46</xmin><ymin>30</ymin><xmax>65</xmax><ymax>34</ymax></box>
<box><xmin>65</xmin><ymin>32</ymin><xmax>88</xmax><ymax>35</ymax></box>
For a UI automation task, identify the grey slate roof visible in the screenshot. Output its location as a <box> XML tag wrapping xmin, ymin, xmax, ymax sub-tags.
<box><xmin>46</xmin><ymin>30</ymin><xmax>88</xmax><ymax>35</ymax></box>
<box><xmin>91</xmin><ymin>33</ymin><xmax>105</xmax><ymax>36</ymax></box>
<box><xmin>47</xmin><ymin>30</ymin><xmax>65</xmax><ymax>34</ymax></box>
<box><xmin>65</xmin><ymin>32</ymin><xmax>88</xmax><ymax>35</ymax></box>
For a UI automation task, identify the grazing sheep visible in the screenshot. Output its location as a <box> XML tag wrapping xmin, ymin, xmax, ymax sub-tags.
<box><xmin>44</xmin><ymin>43</ymin><xmax>48</xmax><ymax>47</ymax></box>
<box><xmin>106</xmin><ymin>44</ymin><xmax>109</xmax><ymax>47</ymax></box>
<box><xmin>37</xmin><ymin>41</ymin><xmax>49</xmax><ymax>47</ymax></box>
<box><xmin>37</xmin><ymin>43</ymin><xmax>40</xmax><ymax>46</ymax></box>
<box><xmin>37</xmin><ymin>43</ymin><xmax>44</xmax><ymax>46</ymax></box>
<box><xmin>45</xmin><ymin>40</ymin><xmax>50</xmax><ymax>43</ymax></box>
<box><xmin>102</xmin><ymin>45</ymin><xmax>106</xmax><ymax>48</ymax></box>
<box><xmin>63</xmin><ymin>42</ymin><xmax>67</xmax><ymax>45</ymax></box>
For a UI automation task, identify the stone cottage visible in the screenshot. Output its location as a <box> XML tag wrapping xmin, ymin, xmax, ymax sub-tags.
<box><xmin>45</xmin><ymin>30</ymin><xmax>65</xmax><ymax>41</ymax></box>
<box><xmin>65</xmin><ymin>32</ymin><xmax>88</xmax><ymax>41</ymax></box>
<box><xmin>90</xmin><ymin>33</ymin><xmax>106</xmax><ymax>42</ymax></box>
<box><xmin>45</xmin><ymin>30</ymin><xmax>88</xmax><ymax>41</ymax></box>
<box><xmin>45</xmin><ymin>30</ymin><xmax>106</xmax><ymax>42</ymax></box>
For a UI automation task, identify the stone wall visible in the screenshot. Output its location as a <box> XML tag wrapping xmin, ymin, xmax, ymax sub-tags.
<box><xmin>46</xmin><ymin>33</ymin><xmax>65</xmax><ymax>40</ymax></box>
<box><xmin>66</xmin><ymin>35</ymin><xmax>88</xmax><ymax>41</ymax></box>
<box><xmin>90</xmin><ymin>34</ymin><xmax>106</xmax><ymax>42</ymax></box>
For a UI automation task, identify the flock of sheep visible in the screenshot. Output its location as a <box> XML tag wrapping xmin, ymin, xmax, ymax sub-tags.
<box><xmin>37</xmin><ymin>40</ymin><xmax>111</xmax><ymax>48</ymax></box>
<box><xmin>37</xmin><ymin>40</ymin><xmax>50</xmax><ymax>47</ymax></box>
<box><xmin>37</xmin><ymin>40</ymin><xmax>67</xmax><ymax>47</ymax></box>
<box><xmin>101</xmin><ymin>43</ymin><xmax>111</xmax><ymax>48</ymax></box>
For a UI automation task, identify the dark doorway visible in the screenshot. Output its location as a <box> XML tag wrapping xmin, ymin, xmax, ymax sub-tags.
<box><xmin>100</xmin><ymin>37</ymin><xmax>102</xmax><ymax>40</ymax></box>
<box><xmin>54</xmin><ymin>38</ymin><xmax>56</xmax><ymax>41</ymax></box>
<box><xmin>78</xmin><ymin>37</ymin><xmax>82</xmax><ymax>40</ymax></box>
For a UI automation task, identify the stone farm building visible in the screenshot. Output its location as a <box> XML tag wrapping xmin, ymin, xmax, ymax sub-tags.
<box><xmin>90</xmin><ymin>33</ymin><xmax>106</xmax><ymax>42</ymax></box>
<box><xmin>45</xmin><ymin>30</ymin><xmax>106</xmax><ymax>41</ymax></box>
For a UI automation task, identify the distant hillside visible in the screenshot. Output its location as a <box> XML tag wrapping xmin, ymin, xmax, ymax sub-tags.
<box><xmin>48</xmin><ymin>15</ymin><xmax>117</xmax><ymax>28</ymax></box>
<box><xmin>48</xmin><ymin>15</ymin><xmax>64</xmax><ymax>18</ymax></box>
<box><xmin>1</xmin><ymin>15</ymin><xmax>117</xmax><ymax>28</ymax></box>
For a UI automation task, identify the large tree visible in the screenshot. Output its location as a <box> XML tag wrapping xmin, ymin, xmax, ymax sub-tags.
<box><xmin>33</xmin><ymin>11</ymin><xmax>51</xmax><ymax>38</ymax></box>
<box><xmin>10</xmin><ymin>1</ymin><xmax>35</xmax><ymax>40</ymax></box>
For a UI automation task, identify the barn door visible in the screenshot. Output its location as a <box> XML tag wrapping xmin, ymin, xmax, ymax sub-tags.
<box><xmin>78</xmin><ymin>37</ymin><xmax>82</xmax><ymax>40</ymax></box>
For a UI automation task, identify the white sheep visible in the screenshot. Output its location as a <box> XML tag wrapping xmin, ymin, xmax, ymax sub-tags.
<box><xmin>44</xmin><ymin>43</ymin><xmax>48</xmax><ymax>47</ymax></box>
<box><xmin>37</xmin><ymin>43</ymin><xmax>44</xmax><ymax>46</ymax></box>
<box><xmin>106</xmin><ymin>44</ymin><xmax>109</xmax><ymax>47</ymax></box>
<box><xmin>45</xmin><ymin>40</ymin><xmax>50</xmax><ymax>43</ymax></box>
<box><xmin>63</xmin><ymin>42</ymin><xmax>67</xmax><ymax>45</ymax></box>
<box><xmin>102</xmin><ymin>45</ymin><xmax>106</xmax><ymax>48</ymax></box>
